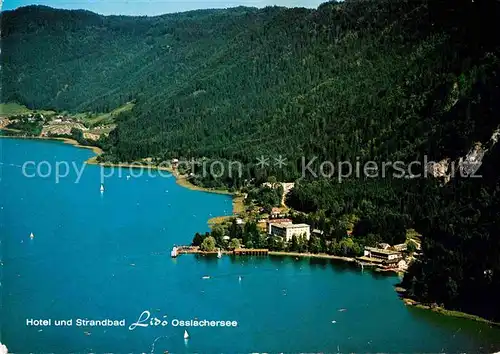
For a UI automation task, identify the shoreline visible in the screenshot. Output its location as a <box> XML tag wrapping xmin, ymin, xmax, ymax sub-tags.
<box><xmin>85</xmin><ymin>157</ymin><xmax>236</xmax><ymax>196</ymax></box>
<box><xmin>1</xmin><ymin>131</ymin><xmax>238</xmax><ymax>213</ymax></box>
<box><xmin>0</xmin><ymin>132</ymin><xmax>103</xmax><ymax>155</ymax></box>
<box><xmin>268</xmin><ymin>251</ymin><xmax>356</xmax><ymax>262</ymax></box>
<box><xmin>395</xmin><ymin>287</ymin><xmax>500</xmax><ymax>327</ymax></box>
<box><xmin>175</xmin><ymin>247</ymin><xmax>357</xmax><ymax>262</ymax></box>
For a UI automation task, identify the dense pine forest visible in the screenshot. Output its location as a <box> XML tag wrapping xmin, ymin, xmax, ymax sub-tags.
<box><xmin>2</xmin><ymin>0</ymin><xmax>500</xmax><ymax>321</ymax></box>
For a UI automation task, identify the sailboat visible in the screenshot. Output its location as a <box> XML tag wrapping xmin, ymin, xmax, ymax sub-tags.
<box><xmin>217</xmin><ymin>248</ymin><xmax>222</xmax><ymax>259</ymax></box>
<box><xmin>30</xmin><ymin>232</ymin><xmax>34</xmax><ymax>239</ymax></box>
<box><xmin>100</xmin><ymin>184</ymin><xmax>105</xmax><ymax>193</ymax></box>
<box><xmin>184</xmin><ymin>329</ymin><xmax>189</xmax><ymax>340</ymax></box>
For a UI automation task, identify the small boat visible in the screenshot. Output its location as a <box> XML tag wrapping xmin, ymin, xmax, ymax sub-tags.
<box><xmin>171</xmin><ymin>246</ymin><xmax>178</xmax><ymax>258</ymax></box>
<box><xmin>30</xmin><ymin>232</ymin><xmax>34</xmax><ymax>239</ymax></box>
<box><xmin>217</xmin><ymin>249</ymin><xmax>222</xmax><ymax>259</ymax></box>
<box><xmin>100</xmin><ymin>184</ymin><xmax>105</xmax><ymax>192</ymax></box>
<box><xmin>238</xmin><ymin>276</ymin><xmax>242</xmax><ymax>282</ymax></box>
<box><xmin>202</xmin><ymin>276</ymin><xmax>210</xmax><ymax>280</ymax></box>
<box><xmin>184</xmin><ymin>329</ymin><xmax>189</xmax><ymax>339</ymax></box>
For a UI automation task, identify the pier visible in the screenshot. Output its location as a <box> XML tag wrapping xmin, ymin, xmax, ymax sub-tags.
<box><xmin>173</xmin><ymin>246</ymin><xmax>269</xmax><ymax>256</ymax></box>
<box><xmin>233</xmin><ymin>248</ymin><xmax>269</xmax><ymax>256</ymax></box>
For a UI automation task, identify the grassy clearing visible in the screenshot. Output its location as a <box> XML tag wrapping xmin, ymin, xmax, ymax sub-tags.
<box><xmin>0</xmin><ymin>103</ymin><xmax>31</xmax><ymax>116</ymax></box>
<box><xmin>78</xmin><ymin>102</ymin><xmax>135</xmax><ymax>127</ymax></box>
<box><xmin>233</xmin><ymin>195</ymin><xmax>245</xmax><ymax>215</ymax></box>
<box><xmin>0</xmin><ymin>103</ymin><xmax>55</xmax><ymax>117</ymax></box>
<box><xmin>208</xmin><ymin>216</ymin><xmax>233</xmax><ymax>227</ymax></box>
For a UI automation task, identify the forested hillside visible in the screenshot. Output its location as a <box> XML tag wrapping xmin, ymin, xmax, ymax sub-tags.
<box><xmin>3</xmin><ymin>0</ymin><xmax>496</xmax><ymax>164</ymax></box>
<box><xmin>2</xmin><ymin>0</ymin><xmax>500</xmax><ymax>321</ymax></box>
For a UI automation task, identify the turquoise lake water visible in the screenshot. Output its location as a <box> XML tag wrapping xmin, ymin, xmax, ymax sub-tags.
<box><xmin>1</xmin><ymin>137</ymin><xmax>500</xmax><ymax>353</ymax></box>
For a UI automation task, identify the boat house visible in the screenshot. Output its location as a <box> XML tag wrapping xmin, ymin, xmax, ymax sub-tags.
<box><xmin>364</xmin><ymin>246</ymin><xmax>402</xmax><ymax>261</ymax></box>
<box><xmin>357</xmin><ymin>246</ymin><xmax>403</xmax><ymax>269</ymax></box>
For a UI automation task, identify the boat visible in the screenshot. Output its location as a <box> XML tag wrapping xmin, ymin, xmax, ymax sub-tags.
<box><xmin>171</xmin><ymin>246</ymin><xmax>178</xmax><ymax>258</ymax></box>
<box><xmin>217</xmin><ymin>248</ymin><xmax>222</xmax><ymax>258</ymax></box>
<box><xmin>29</xmin><ymin>232</ymin><xmax>34</xmax><ymax>239</ymax></box>
<box><xmin>202</xmin><ymin>276</ymin><xmax>210</xmax><ymax>279</ymax></box>
<box><xmin>238</xmin><ymin>276</ymin><xmax>242</xmax><ymax>282</ymax></box>
<box><xmin>100</xmin><ymin>184</ymin><xmax>105</xmax><ymax>192</ymax></box>
<box><xmin>184</xmin><ymin>330</ymin><xmax>189</xmax><ymax>339</ymax></box>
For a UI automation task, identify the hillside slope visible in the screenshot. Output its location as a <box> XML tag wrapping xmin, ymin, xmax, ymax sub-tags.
<box><xmin>3</xmin><ymin>1</ymin><xmax>497</xmax><ymax>164</ymax></box>
<box><xmin>2</xmin><ymin>0</ymin><xmax>500</xmax><ymax>321</ymax></box>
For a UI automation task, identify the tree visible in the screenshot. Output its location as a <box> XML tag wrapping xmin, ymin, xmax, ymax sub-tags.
<box><xmin>211</xmin><ymin>225</ymin><xmax>225</xmax><ymax>246</ymax></box>
<box><xmin>297</xmin><ymin>235</ymin><xmax>307</xmax><ymax>253</ymax></box>
<box><xmin>337</xmin><ymin>237</ymin><xmax>362</xmax><ymax>257</ymax></box>
<box><xmin>308</xmin><ymin>236</ymin><xmax>322</xmax><ymax>254</ymax></box>
<box><xmin>192</xmin><ymin>232</ymin><xmax>204</xmax><ymax>246</ymax></box>
<box><xmin>407</xmin><ymin>240</ymin><xmax>417</xmax><ymax>253</ymax></box>
<box><xmin>267</xmin><ymin>175</ymin><xmax>277</xmax><ymax>185</ymax></box>
<box><xmin>229</xmin><ymin>238</ymin><xmax>241</xmax><ymax>250</ymax></box>
<box><xmin>290</xmin><ymin>236</ymin><xmax>299</xmax><ymax>252</ymax></box>
<box><xmin>200</xmin><ymin>236</ymin><xmax>216</xmax><ymax>252</ymax></box>
<box><xmin>229</xmin><ymin>220</ymin><xmax>242</xmax><ymax>239</ymax></box>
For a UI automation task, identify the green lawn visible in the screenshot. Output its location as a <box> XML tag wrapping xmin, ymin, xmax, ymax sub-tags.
<box><xmin>0</xmin><ymin>102</ymin><xmax>55</xmax><ymax>117</ymax></box>
<box><xmin>79</xmin><ymin>102</ymin><xmax>135</xmax><ymax>127</ymax></box>
<box><xmin>0</xmin><ymin>103</ymin><xmax>32</xmax><ymax>116</ymax></box>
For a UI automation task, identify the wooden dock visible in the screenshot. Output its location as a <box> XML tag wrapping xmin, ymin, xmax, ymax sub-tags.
<box><xmin>173</xmin><ymin>246</ymin><xmax>269</xmax><ymax>256</ymax></box>
<box><xmin>233</xmin><ymin>248</ymin><xmax>269</xmax><ymax>256</ymax></box>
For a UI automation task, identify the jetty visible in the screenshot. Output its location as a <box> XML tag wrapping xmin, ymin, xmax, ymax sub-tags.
<box><xmin>233</xmin><ymin>248</ymin><xmax>268</xmax><ymax>256</ymax></box>
<box><xmin>174</xmin><ymin>245</ymin><xmax>269</xmax><ymax>256</ymax></box>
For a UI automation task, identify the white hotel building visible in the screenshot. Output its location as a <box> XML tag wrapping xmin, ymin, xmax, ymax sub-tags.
<box><xmin>269</xmin><ymin>223</ymin><xmax>311</xmax><ymax>242</ymax></box>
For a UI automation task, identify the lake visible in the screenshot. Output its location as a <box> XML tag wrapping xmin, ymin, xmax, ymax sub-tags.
<box><xmin>1</xmin><ymin>137</ymin><xmax>499</xmax><ymax>353</ymax></box>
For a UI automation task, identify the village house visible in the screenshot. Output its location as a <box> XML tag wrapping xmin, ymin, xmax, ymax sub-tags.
<box><xmin>269</xmin><ymin>223</ymin><xmax>311</xmax><ymax>242</ymax></box>
<box><xmin>270</xmin><ymin>207</ymin><xmax>285</xmax><ymax>218</ymax></box>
